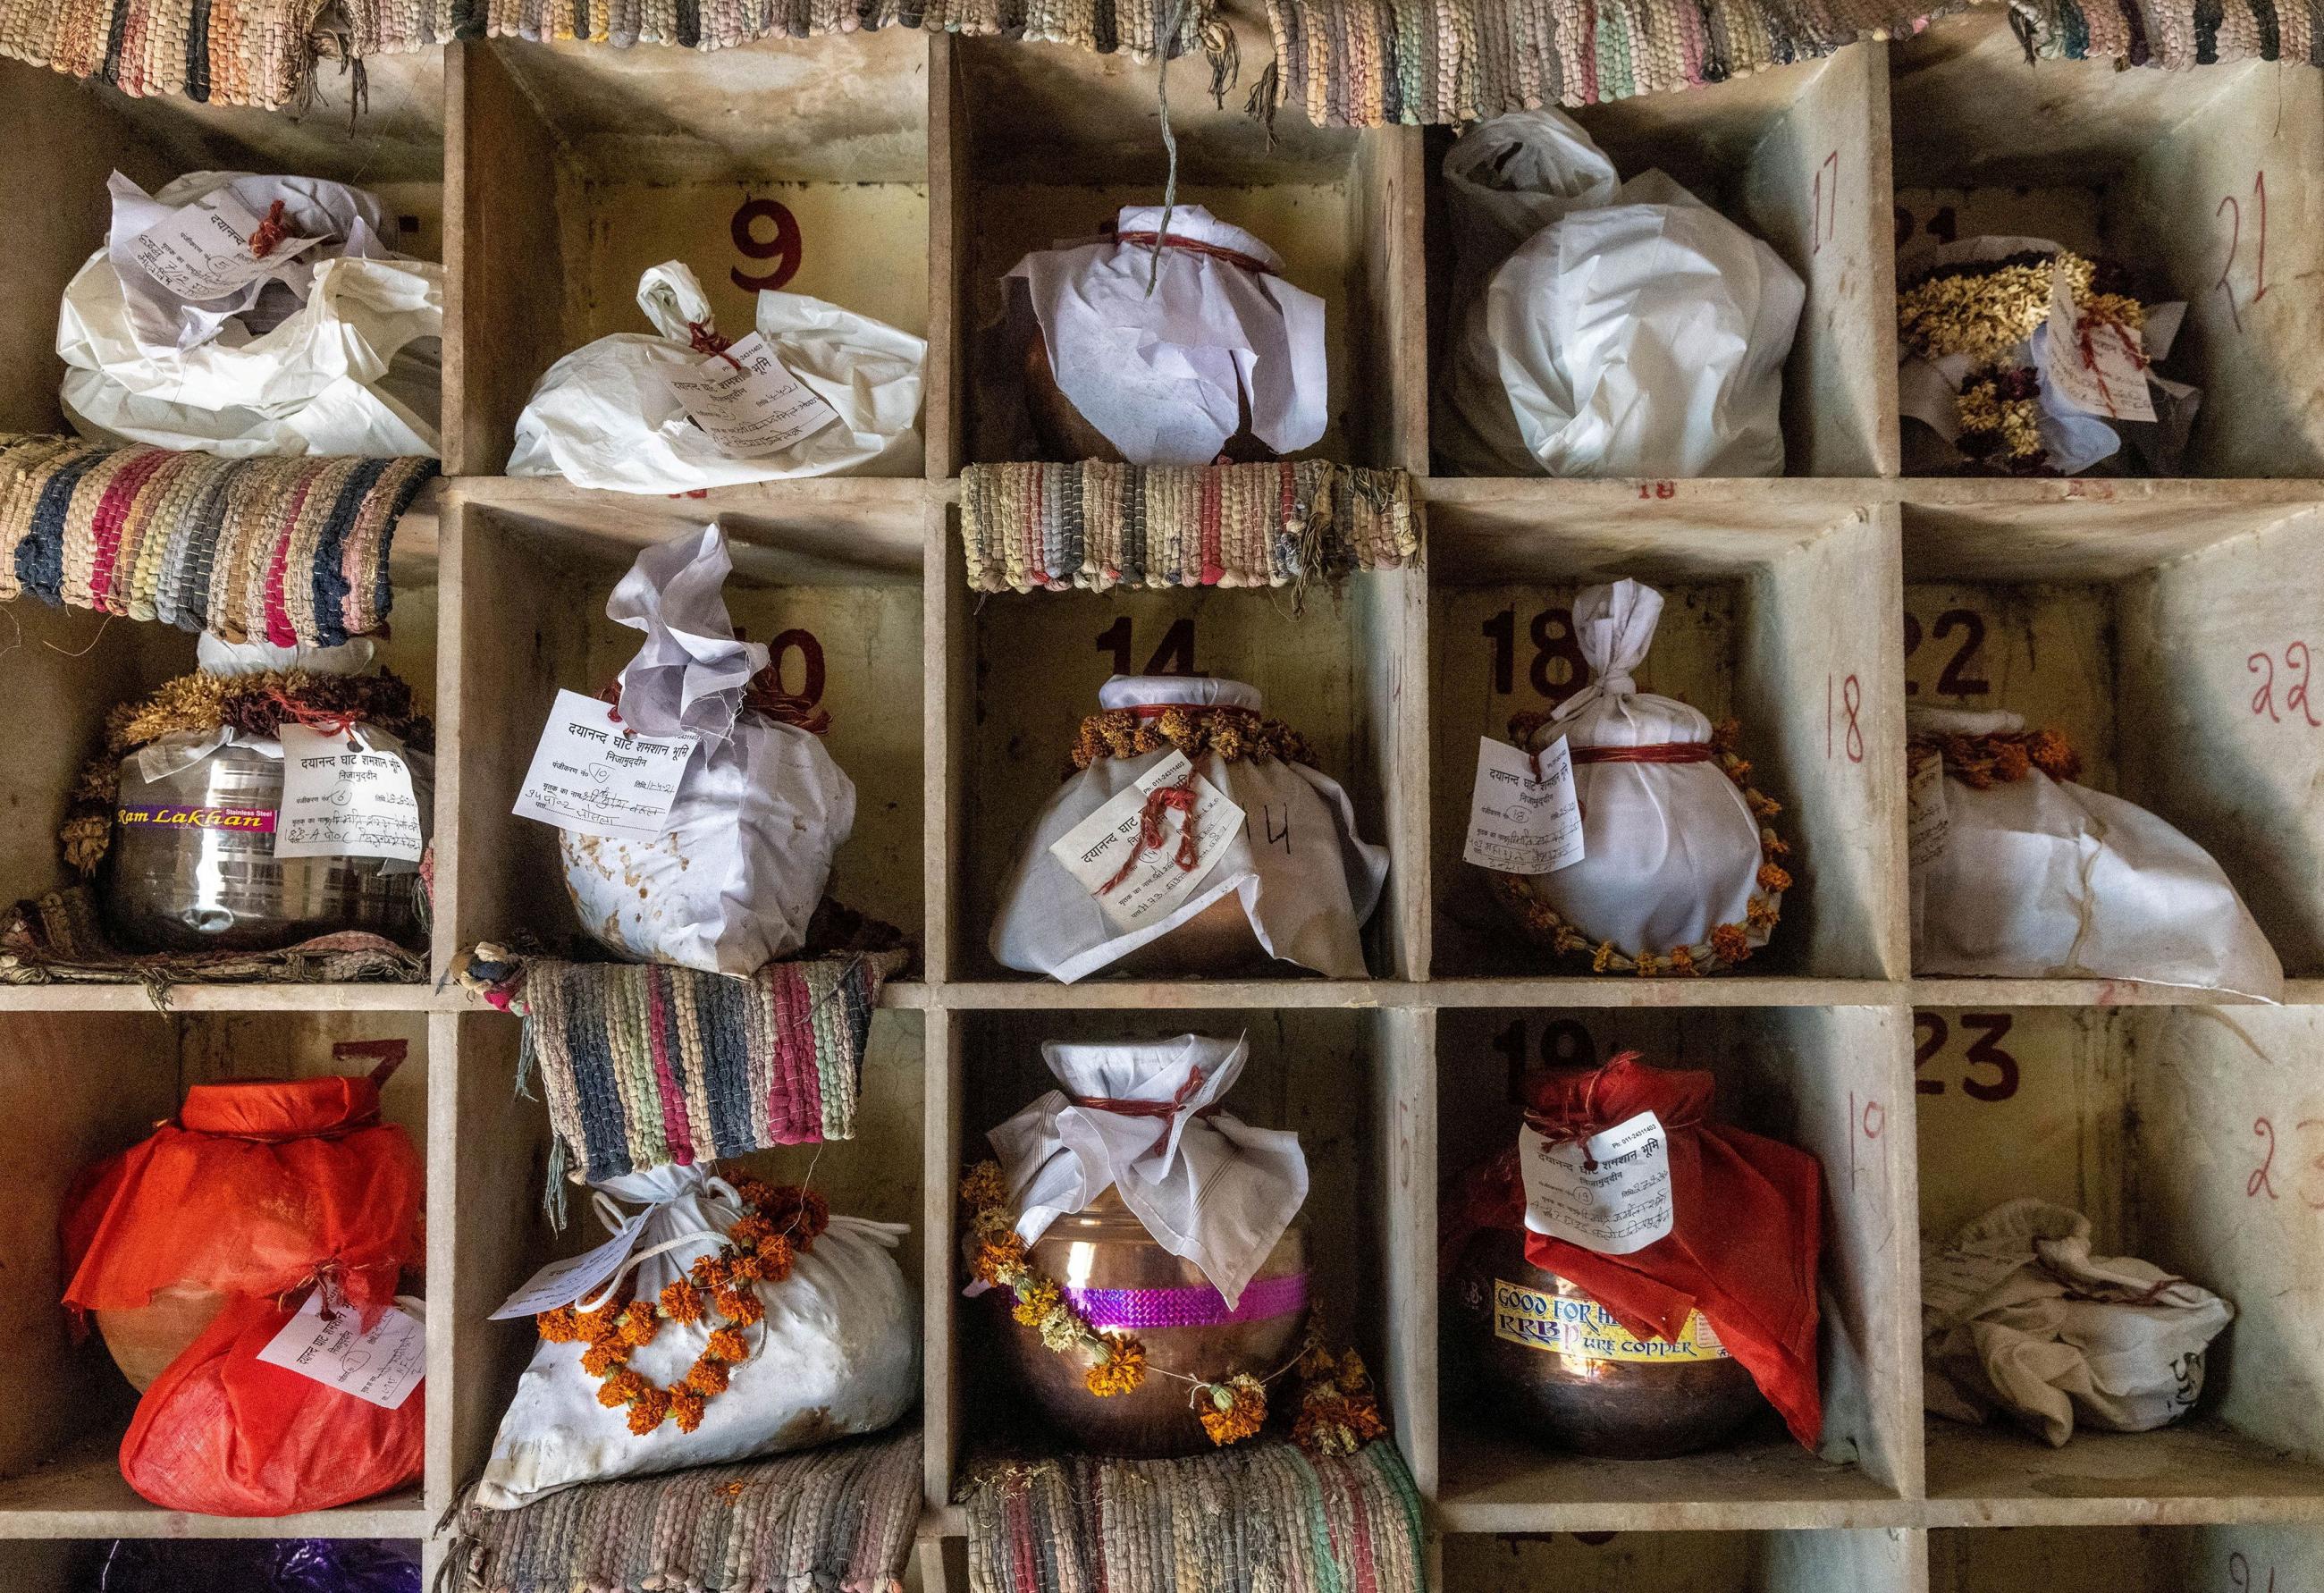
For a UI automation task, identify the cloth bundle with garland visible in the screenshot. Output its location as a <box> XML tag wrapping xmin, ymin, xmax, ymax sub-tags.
<box><xmin>1896</xmin><ymin>238</ymin><xmax>2199</xmax><ymax>476</ymax></box>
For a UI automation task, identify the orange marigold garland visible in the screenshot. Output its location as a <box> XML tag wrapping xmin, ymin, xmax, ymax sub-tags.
<box><xmin>1907</xmin><ymin>725</ymin><xmax>2081</xmax><ymax>789</ymax></box>
<box><xmin>537</xmin><ymin>1176</ymin><xmax>823</xmax><ymax>1439</ymax></box>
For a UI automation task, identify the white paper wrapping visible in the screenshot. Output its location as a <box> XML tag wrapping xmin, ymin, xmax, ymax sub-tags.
<box><xmin>1440</xmin><ymin>110</ymin><xmax>1620</xmax><ymax>309</ymax></box>
<box><xmin>507</xmin><ymin>261</ymin><xmax>925</xmax><ymax>492</ymax></box>
<box><xmin>560</xmin><ymin>524</ymin><xmax>855</xmax><ymax>976</ymax></box>
<box><xmin>1908</xmin><ymin>707</ymin><xmax>2282</xmax><ymax>999</ymax></box>
<box><xmin>985</xmin><ymin>1034</ymin><xmax>1307</xmax><ymax>1308</ymax></box>
<box><xmin>476</xmin><ymin>1165</ymin><xmax>919</xmax><ymax>1509</ymax></box>
<box><xmin>1505</xmin><ymin>580</ymin><xmax>1768</xmax><ymax>956</ymax></box>
<box><xmin>196</xmin><ymin>631</ymin><xmax>376</xmax><ymax>678</ymax></box>
<box><xmin>58</xmin><ymin>172</ymin><xmax>444</xmax><ymax>458</ymax></box>
<box><xmin>1007</xmin><ymin>206</ymin><xmax>1327</xmax><ymax>466</ymax></box>
<box><xmin>1922</xmin><ymin>1199</ymin><xmax>2234</xmax><ymax>1447</ymax></box>
<box><xmin>988</xmin><ymin>676</ymin><xmax>1387</xmax><ymax>982</ymax></box>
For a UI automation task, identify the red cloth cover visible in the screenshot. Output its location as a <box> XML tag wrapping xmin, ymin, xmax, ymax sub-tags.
<box><xmin>1444</xmin><ymin>1051</ymin><xmax>1825</xmax><ymax>1448</ymax></box>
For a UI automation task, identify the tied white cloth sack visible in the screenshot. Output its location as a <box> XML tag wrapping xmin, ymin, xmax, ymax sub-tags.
<box><xmin>58</xmin><ymin>172</ymin><xmax>443</xmax><ymax>458</ymax></box>
<box><xmin>983</xmin><ymin>1034</ymin><xmax>1307</xmax><ymax>1308</ymax></box>
<box><xmin>476</xmin><ymin>1165</ymin><xmax>919</xmax><ymax>1509</ymax></box>
<box><xmin>988</xmin><ymin>676</ymin><xmax>1387</xmax><ymax>983</ymax></box>
<box><xmin>1909</xmin><ymin>707</ymin><xmax>2281</xmax><ymax>999</ymax></box>
<box><xmin>1503</xmin><ymin>580</ymin><xmax>1772</xmax><ymax>959</ymax></box>
<box><xmin>1923</xmin><ymin>1199</ymin><xmax>2234</xmax><ymax>1447</ymax></box>
<box><xmin>507</xmin><ymin>260</ymin><xmax>925</xmax><ymax>492</ymax></box>
<box><xmin>1435</xmin><ymin>112</ymin><xmax>1805</xmax><ymax>478</ymax></box>
<box><xmin>1007</xmin><ymin>206</ymin><xmax>1328</xmax><ymax>466</ymax></box>
<box><xmin>560</xmin><ymin>523</ymin><xmax>855</xmax><ymax>976</ymax></box>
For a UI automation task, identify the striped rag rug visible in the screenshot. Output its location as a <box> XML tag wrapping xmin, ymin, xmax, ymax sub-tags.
<box><xmin>960</xmin><ymin>461</ymin><xmax>1419</xmax><ymax>595</ymax></box>
<box><xmin>448</xmin><ymin>1428</ymin><xmax>923</xmax><ymax>1593</ymax></box>
<box><xmin>0</xmin><ymin>435</ymin><xmax>434</xmax><ymax>645</ymax></box>
<box><xmin>478</xmin><ymin>0</ymin><xmax>1217</xmax><ymax>58</ymax></box>
<box><xmin>961</xmin><ymin>1440</ymin><xmax>1427</xmax><ymax>1593</ymax></box>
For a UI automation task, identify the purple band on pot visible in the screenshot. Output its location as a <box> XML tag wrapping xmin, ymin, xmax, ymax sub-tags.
<box><xmin>1056</xmin><ymin>1270</ymin><xmax>1309</xmax><ymax>1332</ymax></box>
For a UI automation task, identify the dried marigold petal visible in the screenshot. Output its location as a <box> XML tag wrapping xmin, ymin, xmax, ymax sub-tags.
<box><xmin>1197</xmin><ymin>1373</ymin><xmax>1268</xmax><ymax>1446</ymax></box>
<box><xmin>714</xmin><ymin>1288</ymin><xmax>764</xmax><ymax>1327</ymax></box>
<box><xmin>660</xmin><ymin>1280</ymin><xmax>706</xmax><ymax>1325</ymax></box>
<box><xmin>686</xmin><ymin>1356</ymin><xmax>731</xmax><ymax>1395</ymax></box>
<box><xmin>705</xmin><ymin>1328</ymin><xmax>749</xmax><ymax>1363</ymax></box>
<box><xmin>669</xmin><ymin>1386</ymin><xmax>707</xmax><ymax>1434</ymax></box>
<box><xmin>1084</xmin><ymin>1335</ymin><xmax>1147</xmax><ymax>1398</ymax></box>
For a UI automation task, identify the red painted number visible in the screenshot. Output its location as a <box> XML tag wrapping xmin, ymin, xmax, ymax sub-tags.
<box><xmin>1094</xmin><ymin>616</ymin><xmax>1200</xmax><ymax>677</ymax></box>
<box><xmin>1635</xmin><ymin>480</ymin><xmax>1677</xmax><ymax>500</ymax></box>
<box><xmin>764</xmin><ymin>628</ymin><xmax>825</xmax><ymax>708</ymax></box>
<box><xmin>2248</xmin><ymin>642</ymin><xmax>2320</xmax><ymax>726</ymax></box>
<box><xmin>1826</xmin><ymin>672</ymin><xmax>1864</xmax><ymax>763</ymax></box>
<box><xmin>1812</xmin><ymin>151</ymin><xmax>1839</xmax><ymax>254</ymax></box>
<box><xmin>2216</xmin><ymin>173</ymin><xmax>2269</xmax><ymax>333</ymax></box>
<box><xmin>1848</xmin><ymin>1089</ymin><xmax>1884</xmax><ymax>1193</ymax></box>
<box><xmin>731</xmin><ymin>198</ymin><xmax>803</xmax><ymax>294</ymax></box>
<box><xmin>1480</xmin><ymin>606</ymin><xmax>1592</xmax><ymax>702</ymax></box>
<box><xmin>1913</xmin><ymin>1011</ymin><xmax>2019</xmax><ymax>1102</ymax></box>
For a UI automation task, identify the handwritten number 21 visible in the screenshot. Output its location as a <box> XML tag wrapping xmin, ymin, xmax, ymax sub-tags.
<box><xmin>2216</xmin><ymin>173</ymin><xmax>2269</xmax><ymax>333</ymax></box>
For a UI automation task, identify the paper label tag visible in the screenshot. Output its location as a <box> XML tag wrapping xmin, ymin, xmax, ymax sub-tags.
<box><xmin>1492</xmin><ymin>1280</ymin><xmax>1730</xmax><ymax>1362</ymax></box>
<box><xmin>127</xmin><ymin>190</ymin><xmax>321</xmax><ymax>300</ymax></box>
<box><xmin>1520</xmin><ymin>1111</ymin><xmax>1674</xmax><ymax>1256</ymax></box>
<box><xmin>1920</xmin><ymin>1240</ymin><xmax>2029</xmax><ymax>1322</ymax></box>
<box><xmin>274</xmin><ymin>724</ymin><xmax>424</xmax><ymax>862</ymax></box>
<box><xmin>2043</xmin><ymin>268</ymin><xmax>2156</xmax><ymax>422</ymax></box>
<box><xmin>664</xmin><ymin>332</ymin><xmax>842</xmax><ymax>459</ymax></box>
<box><xmin>1463</xmin><ymin>735</ymin><xmax>1585</xmax><ymax>874</ymax></box>
<box><xmin>512</xmin><ymin>688</ymin><xmax>698</xmax><ymax>840</ymax></box>
<box><xmin>1048</xmin><ymin>749</ymin><xmax>1246</xmax><ymax>931</ymax></box>
<box><xmin>256</xmin><ymin>1292</ymin><xmax>425</xmax><ymax>1411</ymax></box>
<box><xmin>489</xmin><ymin>1212</ymin><xmax>651</xmax><ymax>1319</ymax></box>
<box><xmin>1907</xmin><ymin>754</ymin><xmax>1951</xmax><ymax>868</ymax></box>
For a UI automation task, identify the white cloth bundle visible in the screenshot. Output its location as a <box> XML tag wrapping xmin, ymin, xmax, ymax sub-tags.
<box><xmin>1923</xmin><ymin>1200</ymin><xmax>2234</xmax><ymax>1447</ymax></box>
<box><xmin>1436</xmin><ymin>113</ymin><xmax>1804</xmax><ymax>478</ymax></box>
<box><xmin>59</xmin><ymin>172</ymin><xmax>443</xmax><ymax>458</ymax></box>
<box><xmin>507</xmin><ymin>261</ymin><xmax>925</xmax><ymax>492</ymax></box>
<box><xmin>1503</xmin><ymin>580</ymin><xmax>1771</xmax><ymax>959</ymax></box>
<box><xmin>560</xmin><ymin>524</ymin><xmax>855</xmax><ymax>976</ymax></box>
<box><xmin>476</xmin><ymin>1165</ymin><xmax>918</xmax><ymax>1509</ymax></box>
<box><xmin>988</xmin><ymin>676</ymin><xmax>1387</xmax><ymax>983</ymax></box>
<box><xmin>1007</xmin><ymin>206</ymin><xmax>1327</xmax><ymax>466</ymax></box>
<box><xmin>1909</xmin><ymin>707</ymin><xmax>2281</xmax><ymax>999</ymax></box>
<box><xmin>985</xmin><ymin>1034</ymin><xmax>1306</xmax><ymax>1308</ymax></box>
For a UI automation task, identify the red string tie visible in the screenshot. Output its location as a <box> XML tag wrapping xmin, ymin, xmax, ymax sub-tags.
<box><xmin>248</xmin><ymin>199</ymin><xmax>292</xmax><ymax>260</ymax></box>
<box><xmin>1099</xmin><ymin>777</ymin><xmax>1202</xmax><ymax>893</ymax></box>
<box><xmin>687</xmin><ymin>321</ymin><xmax>745</xmax><ymax>373</ymax></box>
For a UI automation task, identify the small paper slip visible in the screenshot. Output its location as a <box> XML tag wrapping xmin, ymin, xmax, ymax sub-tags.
<box><xmin>257</xmin><ymin>1292</ymin><xmax>425</xmax><ymax>1411</ymax></box>
<box><xmin>489</xmin><ymin>1212</ymin><xmax>651</xmax><ymax>1319</ymax></box>
<box><xmin>1520</xmin><ymin>1110</ymin><xmax>1674</xmax><ymax>1255</ymax></box>
<box><xmin>274</xmin><ymin>723</ymin><xmax>425</xmax><ymax>862</ymax></box>
<box><xmin>512</xmin><ymin>688</ymin><xmax>697</xmax><ymax>841</ymax></box>
<box><xmin>1463</xmin><ymin>735</ymin><xmax>1585</xmax><ymax>874</ymax></box>
<box><xmin>664</xmin><ymin>332</ymin><xmax>841</xmax><ymax>459</ymax></box>
<box><xmin>2043</xmin><ymin>267</ymin><xmax>2155</xmax><ymax>422</ymax></box>
<box><xmin>127</xmin><ymin>190</ymin><xmax>321</xmax><ymax>300</ymax></box>
<box><xmin>1048</xmin><ymin>749</ymin><xmax>1246</xmax><ymax>932</ymax></box>
<box><xmin>1920</xmin><ymin>1240</ymin><xmax>2028</xmax><ymax>1323</ymax></box>
<box><xmin>1907</xmin><ymin>754</ymin><xmax>1951</xmax><ymax>868</ymax></box>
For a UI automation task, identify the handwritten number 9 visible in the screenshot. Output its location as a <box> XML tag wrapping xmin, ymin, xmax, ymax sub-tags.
<box><xmin>731</xmin><ymin>199</ymin><xmax>803</xmax><ymax>294</ymax></box>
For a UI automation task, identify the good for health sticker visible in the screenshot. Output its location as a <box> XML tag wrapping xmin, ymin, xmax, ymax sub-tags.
<box><xmin>275</xmin><ymin>724</ymin><xmax>425</xmax><ymax>863</ymax></box>
<box><xmin>127</xmin><ymin>190</ymin><xmax>321</xmax><ymax>300</ymax></box>
<box><xmin>1048</xmin><ymin>749</ymin><xmax>1246</xmax><ymax>932</ymax></box>
<box><xmin>257</xmin><ymin>1291</ymin><xmax>425</xmax><ymax>1411</ymax></box>
<box><xmin>512</xmin><ymin>688</ymin><xmax>698</xmax><ymax>841</ymax></box>
<box><xmin>1520</xmin><ymin>1110</ymin><xmax>1674</xmax><ymax>1255</ymax></box>
<box><xmin>1492</xmin><ymin>1279</ymin><xmax>1728</xmax><ymax>1362</ymax></box>
<box><xmin>1463</xmin><ymin>735</ymin><xmax>1584</xmax><ymax>875</ymax></box>
<box><xmin>664</xmin><ymin>333</ymin><xmax>842</xmax><ymax>459</ymax></box>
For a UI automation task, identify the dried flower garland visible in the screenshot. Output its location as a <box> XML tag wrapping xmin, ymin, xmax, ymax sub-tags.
<box><xmin>1907</xmin><ymin>726</ymin><xmax>2082</xmax><ymax>788</ymax></box>
<box><xmin>1488</xmin><ymin>714</ymin><xmax>1791</xmax><ymax>976</ymax></box>
<box><xmin>537</xmin><ymin>1176</ymin><xmax>827</xmax><ymax>1437</ymax></box>
<box><xmin>960</xmin><ymin>1162</ymin><xmax>1385</xmax><ymax>1454</ymax></box>
<box><xmin>1069</xmin><ymin>704</ymin><xmax>1316</xmax><ymax>774</ymax></box>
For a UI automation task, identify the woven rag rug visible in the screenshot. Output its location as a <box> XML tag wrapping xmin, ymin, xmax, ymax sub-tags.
<box><xmin>478</xmin><ymin>0</ymin><xmax>1217</xmax><ymax>56</ymax></box>
<box><xmin>0</xmin><ymin>885</ymin><xmax>424</xmax><ymax>999</ymax></box>
<box><xmin>961</xmin><ymin>460</ymin><xmax>1419</xmax><ymax>594</ymax></box>
<box><xmin>447</xmin><ymin>1428</ymin><xmax>923</xmax><ymax>1593</ymax></box>
<box><xmin>0</xmin><ymin>435</ymin><xmax>435</xmax><ymax>645</ymax></box>
<box><xmin>960</xmin><ymin>1439</ymin><xmax>1427</xmax><ymax>1593</ymax></box>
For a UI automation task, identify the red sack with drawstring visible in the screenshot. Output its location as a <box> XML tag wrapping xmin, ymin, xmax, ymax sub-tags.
<box><xmin>1444</xmin><ymin>1051</ymin><xmax>1825</xmax><ymax>1448</ymax></box>
<box><xmin>62</xmin><ymin>1074</ymin><xmax>424</xmax><ymax>1514</ymax></box>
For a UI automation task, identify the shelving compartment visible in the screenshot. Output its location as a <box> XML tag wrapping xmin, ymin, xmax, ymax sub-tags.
<box><xmin>1444</xmin><ymin>1528</ymin><xmax>1918</xmax><ymax>1590</ymax></box>
<box><xmin>1915</xmin><ymin>1004</ymin><xmax>2324</xmax><ymax>1523</ymax></box>
<box><xmin>1928</xmin><ymin>1524</ymin><xmax>2324</xmax><ymax>1588</ymax></box>
<box><xmin>1432</xmin><ymin>1004</ymin><xmax>1918</xmax><ymax>1530</ymax></box>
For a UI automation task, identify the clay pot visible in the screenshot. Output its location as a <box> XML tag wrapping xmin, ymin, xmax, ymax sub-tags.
<box><xmin>992</xmin><ymin>1188</ymin><xmax>1307</xmax><ymax>1456</ymax></box>
<box><xmin>1447</xmin><ymin>1226</ymin><xmax>1768</xmax><ymax>1458</ymax></box>
<box><xmin>94</xmin><ymin>1282</ymin><xmax>232</xmax><ymax>1391</ymax></box>
<box><xmin>1020</xmin><ymin>329</ymin><xmax>1276</xmax><ymax>467</ymax></box>
<box><xmin>1099</xmin><ymin>890</ymin><xmax>1276</xmax><ymax>981</ymax></box>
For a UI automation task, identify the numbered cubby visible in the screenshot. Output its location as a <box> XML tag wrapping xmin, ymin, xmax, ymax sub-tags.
<box><xmin>1444</xmin><ymin>1529</ymin><xmax>1919</xmax><ymax>1590</ymax></box>
<box><xmin>1422</xmin><ymin>491</ymin><xmax>1905</xmax><ymax>986</ymax></box>
<box><xmin>449</xmin><ymin>31</ymin><xmax>931</xmax><ymax>476</ymax></box>
<box><xmin>940</xmin><ymin>28</ymin><xmax>1425</xmax><ymax>472</ymax></box>
<box><xmin>1899</xmin><ymin>491</ymin><xmax>2324</xmax><ymax>988</ymax></box>
<box><xmin>440</xmin><ymin>493</ymin><xmax>926</xmax><ymax>969</ymax></box>
<box><xmin>1927</xmin><ymin>1525</ymin><xmax>2324</xmax><ymax>1589</ymax></box>
<box><xmin>1417</xmin><ymin>47</ymin><xmax>1894</xmax><ymax>479</ymax></box>
<box><xmin>0</xmin><ymin>1008</ymin><xmax>432</xmax><ymax>1533</ymax></box>
<box><xmin>1915</xmin><ymin>1004</ymin><xmax>2324</xmax><ymax>1521</ymax></box>
<box><xmin>1431</xmin><ymin>1004</ymin><xmax>1918</xmax><ymax>1530</ymax></box>
<box><xmin>1887</xmin><ymin>17</ymin><xmax>2324</xmax><ymax>477</ymax></box>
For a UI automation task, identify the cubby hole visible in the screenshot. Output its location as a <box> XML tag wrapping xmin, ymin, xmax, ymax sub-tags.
<box><xmin>1433</xmin><ymin>1005</ymin><xmax>1915</xmax><ymax>1526</ymax></box>
<box><xmin>0</xmin><ymin>1537</ymin><xmax>427</xmax><ymax>1585</ymax></box>
<box><xmin>1915</xmin><ymin>1004</ymin><xmax>2324</xmax><ymax>1513</ymax></box>
<box><xmin>1889</xmin><ymin>16</ymin><xmax>2324</xmax><ymax>476</ymax></box>
<box><xmin>1444</xmin><ymin>1529</ymin><xmax>1917</xmax><ymax>1590</ymax></box>
<box><xmin>1928</xmin><ymin>1525</ymin><xmax>2324</xmax><ymax>1589</ymax></box>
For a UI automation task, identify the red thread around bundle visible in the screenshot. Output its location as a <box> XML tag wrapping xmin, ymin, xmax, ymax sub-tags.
<box><xmin>1113</xmin><ymin>231</ymin><xmax>1277</xmax><ymax>277</ymax></box>
<box><xmin>1099</xmin><ymin>778</ymin><xmax>1202</xmax><ymax>892</ymax></box>
<box><xmin>686</xmin><ymin>320</ymin><xmax>745</xmax><ymax>372</ymax></box>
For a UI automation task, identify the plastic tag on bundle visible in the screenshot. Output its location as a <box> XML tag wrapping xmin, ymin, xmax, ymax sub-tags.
<box><xmin>513</xmin><ymin>688</ymin><xmax>697</xmax><ymax>840</ymax></box>
<box><xmin>275</xmin><ymin>724</ymin><xmax>424</xmax><ymax>862</ymax></box>
<box><xmin>1048</xmin><ymin>750</ymin><xmax>1245</xmax><ymax>930</ymax></box>
<box><xmin>256</xmin><ymin>1292</ymin><xmax>425</xmax><ymax>1411</ymax></box>
<box><xmin>128</xmin><ymin>189</ymin><xmax>321</xmax><ymax>301</ymax></box>
<box><xmin>663</xmin><ymin>332</ymin><xmax>840</xmax><ymax>458</ymax></box>
<box><xmin>1464</xmin><ymin>735</ymin><xmax>1583</xmax><ymax>874</ymax></box>
<box><xmin>1519</xmin><ymin>1110</ymin><xmax>1671</xmax><ymax>1254</ymax></box>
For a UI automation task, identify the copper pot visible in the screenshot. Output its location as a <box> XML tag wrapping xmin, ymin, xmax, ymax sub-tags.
<box><xmin>992</xmin><ymin>1188</ymin><xmax>1307</xmax><ymax>1456</ymax></box>
<box><xmin>1447</xmin><ymin>1226</ymin><xmax>1768</xmax><ymax>1458</ymax></box>
<box><xmin>93</xmin><ymin>1282</ymin><xmax>231</xmax><ymax>1392</ymax></box>
<box><xmin>1101</xmin><ymin>891</ymin><xmax>1276</xmax><ymax>981</ymax></box>
<box><xmin>1021</xmin><ymin>329</ymin><xmax>1276</xmax><ymax>467</ymax></box>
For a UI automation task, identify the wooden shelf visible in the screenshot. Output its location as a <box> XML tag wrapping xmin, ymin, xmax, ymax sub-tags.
<box><xmin>1923</xmin><ymin>1419</ymin><xmax>2324</xmax><ymax>1528</ymax></box>
<box><xmin>0</xmin><ymin>1439</ymin><xmax>427</xmax><ymax>1540</ymax></box>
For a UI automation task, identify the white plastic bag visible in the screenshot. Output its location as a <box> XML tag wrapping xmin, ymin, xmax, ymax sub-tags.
<box><xmin>58</xmin><ymin>172</ymin><xmax>443</xmax><ymax>458</ymax></box>
<box><xmin>476</xmin><ymin>1166</ymin><xmax>918</xmax><ymax>1509</ymax></box>
<box><xmin>1499</xmin><ymin>580</ymin><xmax>1772</xmax><ymax>961</ymax></box>
<box><xmin>560</xmin><ymin>524</ymin><xmax>855</xmax><ymax>976</ymax></box>
<box><xmin>988</xmin><ymin>676</ymin><xmax>1386</xmax><ymax>983</ymax></box>
<box><xmin>1923</xmin><ymin>1200</ymin><xmax>2234</xmax><ymax>1446</ymax></box>
<box><xmin>508</xmin><ymin>261</ymin><xmax>925</xmax><ymax>492</ymax></box>
<box><xmin>1908</xmin><ymin>707</ymin><xmax>2281</xmax><ymax>999</ymax></box>
<box><xmin>1440</xmin><ymin>110</ymin><xmax>1620</xmax><ymax>308</ymax></box>
<box><xmin>984</xmin><ymin>1033</ymin><xmax>1307</xmax><ymax>1307</ymax></box>
<box><xmin>1007</xmin><ymin>206</ymin><xmax>1328</xmax><ymax>466</ymax></box>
